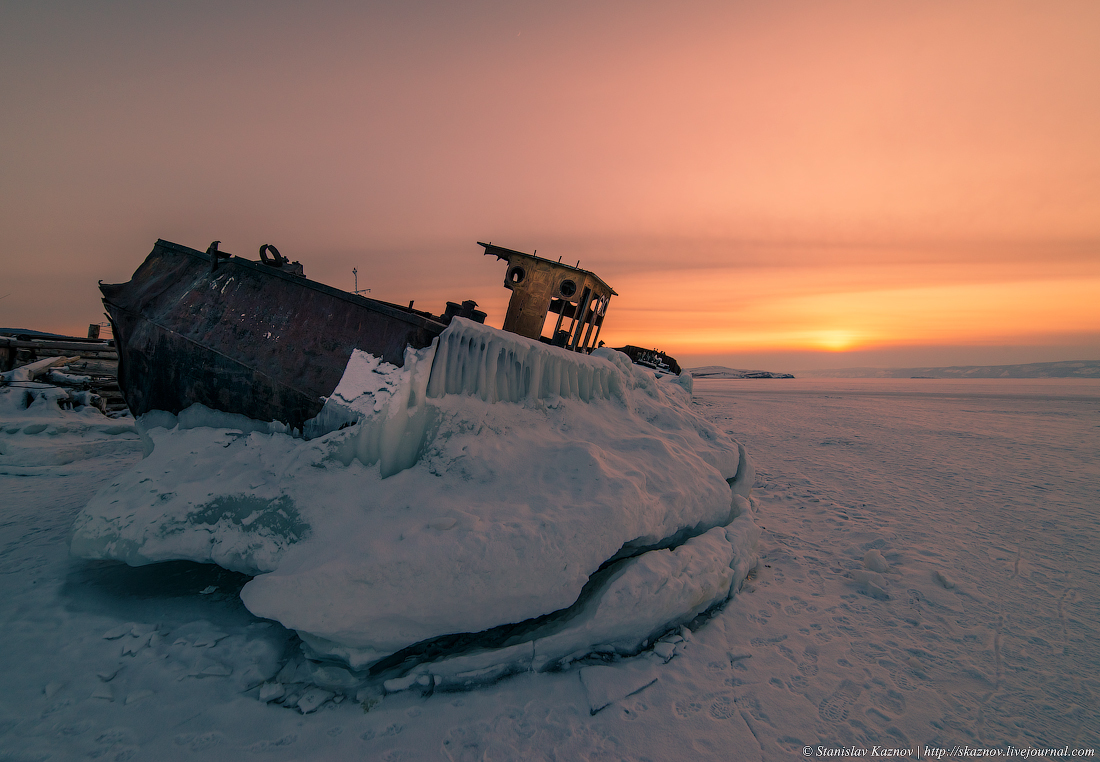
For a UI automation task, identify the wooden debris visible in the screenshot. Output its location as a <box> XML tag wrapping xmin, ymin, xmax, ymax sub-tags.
<box><xmin>2</xmin><ymin>355</ymin><xmax>79</xmax><ymax>383</ymax></box>
<box><xmin>1</xmin><ymin>330</ymin><xmax>127</xmax><ymax>415</ymax></box>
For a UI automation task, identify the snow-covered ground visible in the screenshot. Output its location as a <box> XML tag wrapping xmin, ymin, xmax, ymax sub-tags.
<box><xmin>1</xmin><ymin>376</ymin><xmax>1097</xmax><ymax>760</ymax></box>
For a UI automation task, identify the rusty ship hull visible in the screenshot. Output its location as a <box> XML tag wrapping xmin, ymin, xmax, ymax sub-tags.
<box><xmin>101</xmin><ymin>240</ymin><xmax>449</xmax><ymax>430</ymax></box>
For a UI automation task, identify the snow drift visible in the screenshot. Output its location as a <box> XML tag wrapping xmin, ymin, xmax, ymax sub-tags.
<box><xmin>70</xmin><ymin>319</ymin><xmax>758</xmax><ymax>682</ymax></box>
<box><xmin>0</xmin><ymin>383</ymin><xmax>139</xmax><ymax>469</ymax></box>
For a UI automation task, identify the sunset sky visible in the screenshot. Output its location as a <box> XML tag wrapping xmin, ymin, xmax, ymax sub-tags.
<box><xmin>2</xmin><ymin>0</ymin><xmax>1098</xmax><ymax>370</ymax></box>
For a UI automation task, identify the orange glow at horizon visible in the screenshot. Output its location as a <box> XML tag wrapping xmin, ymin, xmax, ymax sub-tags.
<box><xmin>602</xmin><ymin>265</ymin><xmax>1100</xmax><ymax>356</ymax></box>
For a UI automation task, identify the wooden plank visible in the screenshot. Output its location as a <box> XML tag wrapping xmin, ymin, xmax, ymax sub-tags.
<box><xmin>2</xmin><ymin>356</ymin><xmax>81</xmax><ymax>383</ymax></box>
<box><xmin>0</xmin><ymin>337</ymin><xmax>116</xmax><ymax>354</ymax></box>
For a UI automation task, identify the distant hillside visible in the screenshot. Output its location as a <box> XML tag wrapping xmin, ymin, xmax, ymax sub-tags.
<box><xmin>688</xmin><ymin>366</ymin><xmax>795</xmax><ymax>379</ymax></box>
<box><xmin>797</xmin><ymin>360</ymin><xmax>1100</xmax><ymax>379</ymax></box>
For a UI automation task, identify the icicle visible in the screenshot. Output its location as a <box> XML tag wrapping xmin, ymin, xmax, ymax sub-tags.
<box><xmin>425</xmin><ymin>319</ymin><xmax>624</xmax><ymax>405</ymax></box>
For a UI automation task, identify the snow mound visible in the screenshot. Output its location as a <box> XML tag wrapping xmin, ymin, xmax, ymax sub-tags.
<box><xmin>71</xmin><ymin>320</ymin><xmax>758</xmax><ymax>678</ymax></box>
<box><xmin>0</xmin><ymin>383</ymin><xmax>139</xmax><ymax>469</ymax></box>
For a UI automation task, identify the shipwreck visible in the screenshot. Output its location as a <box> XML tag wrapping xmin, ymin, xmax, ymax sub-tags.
<box><xmin>100</xmin><ymin>239</ymin><xmax>682</xmax><ymax>429</ymax></box>
<box><xmin>70</xmin><ymin>238</ymin><xmax>761</xmax><ymax>693</ymax></box>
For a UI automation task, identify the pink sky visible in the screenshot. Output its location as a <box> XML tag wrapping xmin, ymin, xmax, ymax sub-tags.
<box><xmin>2</xmin><ymin>0</ymin><xmax>1097</xmax><ymax>370</ymax></box>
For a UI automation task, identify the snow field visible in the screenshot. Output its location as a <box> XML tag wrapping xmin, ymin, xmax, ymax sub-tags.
<box><xmin>695</xmin><ymin>378</ymin><xmax>1100</xmax><ymax>755</ymax></box>
<box><xmin>1</xmin><ymin>370</ymin><xmax>1096</xmax><ymax>760</ymax></box>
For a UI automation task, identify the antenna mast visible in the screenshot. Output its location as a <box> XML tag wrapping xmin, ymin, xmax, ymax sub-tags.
<box><xmin>352</xmin><ymin>268</ymin><xmax>371</xmax><ymax>295</ymax></box>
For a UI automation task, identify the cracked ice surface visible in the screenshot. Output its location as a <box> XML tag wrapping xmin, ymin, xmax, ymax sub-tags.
<box><xmin>71</xmin><ymin>320</ymin><xmax>758</xmax><ymax>671</ymax></box>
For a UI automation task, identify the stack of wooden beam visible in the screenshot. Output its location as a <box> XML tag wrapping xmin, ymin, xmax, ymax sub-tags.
<box><xmin>1</xmin><ymin>329</ymin><xmax>127</xmax><ymax>415</ymax></box>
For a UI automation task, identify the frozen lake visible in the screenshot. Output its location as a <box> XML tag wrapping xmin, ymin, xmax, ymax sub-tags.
<box><xmin>696</xmin><ymin>378</ymin><xmax>1100</xmax><ymax>752</ymax></box>
<box><xmin>1</xmin><ymin>377</ymin><xmax>1097</xmax><ymax>759</ymax></box>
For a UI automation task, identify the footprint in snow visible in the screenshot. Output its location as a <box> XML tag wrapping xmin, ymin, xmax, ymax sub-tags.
<box><xmin>784</xmin><ymin>599</ymin><xmax>807</xmax><ymax>615</ymax></box>
<box><xmin>737</xmin><ymin>695</ymin><xmax>774</xmax><ymax>726</ymax></box>
<box><xmin>866</xmin><ymin>706</ymin><xmax>893</xmax><ymax>725</ymax></box>
<box><xmin>875</xmin><ymin>688</ymin><xmax>906</xmax><ymax>715</ymax></box>
<box><xmin>673</xmin><ymin>699</ymin><xmax>704</xmax><ymax>718</ymax></box>
<box><xmin>798</xmin><ymin>646</ymin><xmax>820</xmax><ymax>676</ymax></box>
<box><xmin>443</xmin><ymin>725</ymin><xmax>518</xmax><ymax>762</ymax></box>
<box><xmin>750</xmin><ymin>634</ymin><xmax>788</xmax><ymax>647</ymax></box>
<box><xmin>709</xmin><ymin>694</ymin><xmax>737</xmax><ymax>720</ymax></box>
<box><xmin>878</xmin><ymin>659</ymin><xmax>917</xmax><ymax>691</ymax></box>
<box><xmin>175</xmin><ymin>731</ymin><xmax>222</xmax><ymax>751</ymax></box>
<box><xmin>849</xmin><ymin>639</ymin><xmax>886</xmax><ymax>662</ymax></box>
<box><xmin>818</xmin><ymin>679</ymin><xmax>861</xmax><ymax>723</ymax></box>
<box><xmin>247</xmin><ymin>733</ymin><xmax>297</xmax><ymax>752</ymax></box>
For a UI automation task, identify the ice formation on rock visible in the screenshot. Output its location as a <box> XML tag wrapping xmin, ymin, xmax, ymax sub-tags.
<box><xmin>70</xmin><ymin>319</ymin><xmax>759</xmax><ymax>684</ymax></box>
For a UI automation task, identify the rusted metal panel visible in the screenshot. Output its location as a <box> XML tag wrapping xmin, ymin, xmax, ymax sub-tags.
<box><xmin>102</xmin><ymin>240</ymin><xmax>449</xmax><ymax>430</ymax></box>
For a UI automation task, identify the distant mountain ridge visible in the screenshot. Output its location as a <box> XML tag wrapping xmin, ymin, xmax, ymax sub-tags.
<box><xmin>797</xmin><ymin>360</ymin><xmax>1100</xmax><ymax>379</ymax></box>
<box><xmin>688</xmin><ymin>366</ymin><xmax>795</xmax><ymax>379</ymax></box>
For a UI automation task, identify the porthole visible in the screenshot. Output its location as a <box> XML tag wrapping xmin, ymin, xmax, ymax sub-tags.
<box><xmin>559</xmin><ymin>279</ymin><xmax>577</xmax><ymax>298</ymax></box>
<box><xmin>507</xmin><ymin>266</ymin><xmax>526</xmax><ymax>285</ymax></box>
